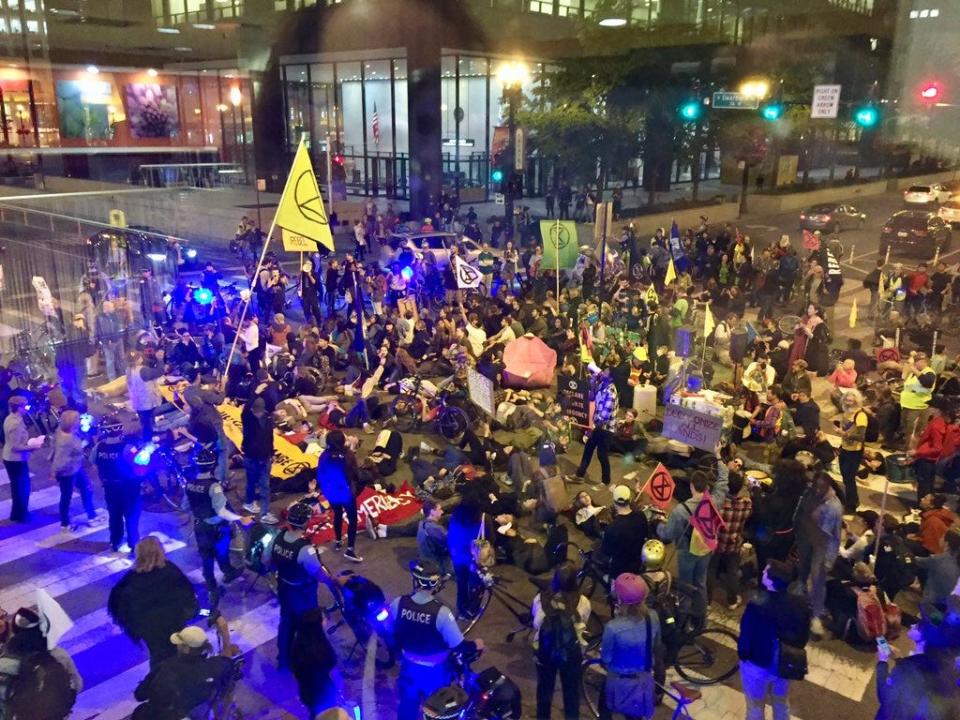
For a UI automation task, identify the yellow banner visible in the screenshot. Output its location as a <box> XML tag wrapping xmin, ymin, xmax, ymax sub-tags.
<box><xmin>281</xmin><ymin>229</ymin><xmax>319</xmax><ymax>253</ymax></box>
<box><xmin>274</xmin><ymin>139</ymin><xmax>335</xmax><ymax>251</ymax></box>
<box><xmin>158</xmin><ymin>383</ymin><xmax>317</xmax><ymax>481</ymax></box>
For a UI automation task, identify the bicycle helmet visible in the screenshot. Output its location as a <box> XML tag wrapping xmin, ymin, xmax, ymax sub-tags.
<box><xmin>641</xmin><ymin>539</ymin><xmax>666</xmax><ymax>571</ymax></box>
<box><xmin>286</xmin><ymin>501</ymin><xmax>313</xmax><ymax>529</ymax></box>
<box><xmin>613</xmin><ymin>573</ymin><xmax>649</xmax><ymax>606</ymax></box>
<box><xmin>409</xmin><ymin>559</ymin><xmax>443</xmax><ymax>591</ymax></box>
<box><xmin>421</xmin><ymin>685</ymin><xmax>468</xmax><ymax>719</ymax></box>
<box><xmin>195</xmin><ymin>448</ymin><xmax>218</xmax><ymax>475</ymax></box>
<box><xmin>100</xmin><ymin>415</ymin><xmax>124</xmax><ymax>438</ymax></box>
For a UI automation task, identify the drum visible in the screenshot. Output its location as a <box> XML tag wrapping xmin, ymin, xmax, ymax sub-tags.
<box><xmin>745</xmin><ymin>469</ymin><xmax>772</xmax><ymax>489</ymax></box>
<box><xmin>886</xmin><ymin>453</ymin><xmax>914</xmax><ymax>484</ymax></box>
<box><xmin>733</xmin><ymin>410</ymin><xmax>752</xmax><ymax>438</ymax></box>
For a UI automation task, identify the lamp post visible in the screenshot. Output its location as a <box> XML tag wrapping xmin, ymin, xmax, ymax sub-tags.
<box><xmin>497</xmin><ymin>61</ymin><xmax>529</xmax><ymax>241</ymax></box>
<box><xmin>736</xmin><ymin>78</ymin><xmax>770</xmax><ymax>216</ymax></box>
<box><xmin>229</xmin><ymin>85</ymin><xmax>248</xmax><ymax>184</ymax></box>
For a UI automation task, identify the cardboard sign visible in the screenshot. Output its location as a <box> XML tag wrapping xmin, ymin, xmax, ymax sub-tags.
<box><xmin>689</xmin><ymin>491</ymin><xmax>726</xmax><ymax>552</ymax></box>
<box><xmin>557</xmin><ymin>373</ymin><xmax>591</xmax><ymax>428</ymax></box>
<box><xmin>639</xmin><ymin>463</ymin><xmax>676</xmax><ymax>510</ymax></box>
<box><xmin>467</xmin><ymin>368</ymin><xmax>495</xmax><ymax>416</ymax></box>
<box><xmin>662</xmin><ymin>403</ymin><xmax>723</xmax><ymax>453</ymax></box>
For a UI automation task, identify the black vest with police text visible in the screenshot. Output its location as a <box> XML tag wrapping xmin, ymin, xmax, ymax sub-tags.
<box><xmin>395</xmin><ymin>595</ymin><xmax>448</xmax><ymax>657</ymax></box>
<box><xmin>184</xmin><ymin>474</ymin><xmax>216</xmax><ymax>521</ymax></box>
<box><xmin>272</xmin><ymin>533</ymin><xmax>313</xmax><ymax>586</ymax></box>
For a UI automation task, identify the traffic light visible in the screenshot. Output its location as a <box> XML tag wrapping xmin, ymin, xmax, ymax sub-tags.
<box><xmin>761</xmin><ymin>102</ymin><xmax>784</xmax><ymax>121</ymax></box>
<box><xmin>679</xmin><ymin>100</ymin><xmax>702</xmax><ymax>122</ymax></box>
<box><xmin>491</xmin><ymin>168</ymin><xmax>504</xmax><ymax>184</ymax></box>
<box><xmin>508</xmin><ymin>171</ymin><xmax>524</xmax><ymax>198</ymax></box>
<box><xmin>853</xmin><ymin>105</ymin><xmax>879</xmax><ymax>128</ymax></box>
<box><xmin>919</xmin><ymin>82</ymin><xmax>942</xmax><ymax>103</ymax></box>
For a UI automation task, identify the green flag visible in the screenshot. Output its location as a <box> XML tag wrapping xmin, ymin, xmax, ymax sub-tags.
<box><xmin>540</xmin><ymin>220</ymin><xmax>579</xmax><ymax>270</ymax></box>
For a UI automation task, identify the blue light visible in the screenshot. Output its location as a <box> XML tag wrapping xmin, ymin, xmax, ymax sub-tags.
<box><xmin>185</xmin><ymin>248</ymin><xmax>198</xmax><ymax>259</ymax></box>
<box><xmin>491</xmin><ymin>168</ymin><xmax>504</xmax><ymax>183</ymax></box>
<box><xmin>854</xmin><ymin>106</ymin><xmax>879</xmax><ymax>128</ymax></box>
<box><xmin>134</xmin><ymin>443</ymin><xmax>156</xmax><ymax>466</ymax></box>
<box><xmin>375</xmin><ymin>607</ymin><xmax>389</xmax><ymax>623</ymax></box>
<box><xmin>193</xmin><ymin>287</ymin><xmax>214</xmax><ymax>305</ymax></box>
<box><xmin>761</xmin><ymin>103</ymin><xmax>784</xmax><ymax>121</ymax></box>
<box><xmin>679</xmin><ymin>101</ymin><xmax>702</xmax><ymax>121</ymax></box>
<box><xmin>79</xmin><ymin>413</ymin><xmax>94</xmax><ymax>432</ymax></box>
<box><xmin>400</xmin><ymin>266</ymin><xmax>414</xmax><ymax>281</ymax></box>
<box><xmin>353</xmin><ymin>707</ymin><xmax>361</xmax><ymax>720</ymax></box>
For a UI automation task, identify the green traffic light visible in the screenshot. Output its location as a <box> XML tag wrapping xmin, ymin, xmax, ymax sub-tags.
<box><xmin>854</xmin><ymin>106</ymin><xmax>879</xmax><ymax>128</ymax></box>
<box><xmin>679</xmin><ymin>101</ymin><xmax>701</xmax><ymax>121</ymax></box>
<box><xmin>492</xmin><ymin>169</ymin><xmax>504</xmax><ymax>182</ymax></box>
<box><xmin>761</xmin><ymin>103</ymin><xmax>783</xmax><ymax>121</ymax></box>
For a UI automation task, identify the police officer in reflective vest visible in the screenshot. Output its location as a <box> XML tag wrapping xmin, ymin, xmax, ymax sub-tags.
<box><xmin>90</xmin><ymin>415</ymin><xmax>140</xmax><ymax>553</ymax></box>
<box><xmin>385</xmin><ymin>560</ymin><xmax>481</xmax><ymax>720</ymax></box>
<box><xmin>266</xmin><ymin>501</ymin><xmax>324</xmax><ymax>669</ymax></box>
<box><xmin>184</xmin><ymin>447</ymin><xmax>252</xmax><ymax>606</ymax></box>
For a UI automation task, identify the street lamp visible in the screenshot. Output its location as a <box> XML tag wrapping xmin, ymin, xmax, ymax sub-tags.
<box><xmin>496</xmin><ymin>60</ymin><xmax>529</xmax><ymax>240</ymax></box>
<box><xmin>229</xmin><ymin>85</ymin><xmax>249</xmax><ymax>184</ymax></box>
<box><xmin>739</xmin><ymin>79</ymin><xmax>770</xmax><ymax>101</ymax></box>
<box><xmin>598</xmin><ymin>0</ymin><xmax>630</xmax><ymax>25</ymax></box>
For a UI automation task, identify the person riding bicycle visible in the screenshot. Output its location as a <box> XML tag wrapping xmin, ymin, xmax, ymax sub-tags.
<box><xmin>264</xmin><ymin>501</ymin><xmax>326</xmax><ymax>670</ymax></box>
<box><xmin>384</xmin><ymin>559</ymin><xmax>482</xmax><ymax>720</ymax></box>
<box><xmin>132</xmin><ymin>624</ymin><xmax>236</xmax><ymax>720</ymax></box>
<box><xmin>184</xmin><ymin>447</ymin><xmax>252</xmax><ymax>607</ymax></box>
<box><xmin>90</xmin><ymin>415</ymin><xmax>141</xmax><ymax>553</ymax></box>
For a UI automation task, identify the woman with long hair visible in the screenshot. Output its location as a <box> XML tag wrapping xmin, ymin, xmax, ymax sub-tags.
<box><xmin>290</xmin><ymin>608</ymin><xmax>339</xmax><ymax>717</ymax></box>
<box><xmin>51</xmin><ymin>410</ymin><xmax>96</xmax><ymax>529</ymax></box>
<box><xmin>108</xmin><ymin>536</ymin><xmax>199</xmax><ymax>668</ymax></box>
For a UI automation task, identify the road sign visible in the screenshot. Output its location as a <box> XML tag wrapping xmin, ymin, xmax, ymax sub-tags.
<box><xmin>514</xmin><ymin>128</ymin><xmax>525</xmax><ymax>171</ymax></box>
<box><xmin>712</xmin><ymin>91</ymin><xmax>759</xmax><ymax>110</ymax></box>
<box><xmin>811</xmin><ymin>84</ymin><xmax>841</xmax><ymax>119</ymax></box>
<box><xmin>108</xmin><ymin>209</ymin><xmax>126</xmax><ymax>228</ymax></box>
<box><xmin>256</xmin><ymin>178</ymin><xmax>266</xmax><ymax>192</ymax></box>
<box><xmin>494</xmin><ymin>193</ymin><xmax>505</xmax><ymax>205</ymax></box>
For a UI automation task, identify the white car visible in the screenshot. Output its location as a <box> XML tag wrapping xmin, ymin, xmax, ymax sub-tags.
<box><xmin>939</xmin><ymin>199</ymin><xmax>960</xmax><ymax>226</ymax></box>
<box><xmin>903</xmin><ymin>183</ymin><xmax>951</xmax><ymax>205</ymax></box>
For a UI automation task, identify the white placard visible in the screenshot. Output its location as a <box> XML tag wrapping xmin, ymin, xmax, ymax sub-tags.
<box><xmin>467</xmin><ymin>368</ymin><xmax>495</xmax><ymax>416</ymax></box>
<box><xmin>811</xmin><ymin>84</ymin><xmax>841</xmax><ymax>119</ymax></box>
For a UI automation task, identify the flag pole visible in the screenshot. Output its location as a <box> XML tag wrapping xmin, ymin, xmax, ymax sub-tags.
<box><xmin>555</xmin><ymin>218</ymin><xmax>560</xmax><ymax>303</ymax></box>
<box><xmin>700</xmin><ymin>302</ymin><xmax>709</xmax><ymax>369</ymax></box>
<box><xmin>222</xmin><ymin>137</ymin><xmax>304</xmax><ymax>389</ymax></box>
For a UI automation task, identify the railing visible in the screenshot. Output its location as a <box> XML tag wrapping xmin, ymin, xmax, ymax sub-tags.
<box><xmin>139</xmin><ymin>163</ymin><xmax>247</xmax><ymax>189</ymax></box>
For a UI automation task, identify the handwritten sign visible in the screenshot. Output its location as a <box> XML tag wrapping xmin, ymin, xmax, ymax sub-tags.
<box><xmin>467</xmin><ymin>368</ymin><xmax>495</xmax><ymax>416</ymax></box>
<box><xmin>662</xmin><ymin>403</ymin><xmax>723</xmax><ymax>453</ymax></box>
<box><xmin>557</xmin><ymin>373</ymin><xmax>592</xmax><ymax>428</ymax></box>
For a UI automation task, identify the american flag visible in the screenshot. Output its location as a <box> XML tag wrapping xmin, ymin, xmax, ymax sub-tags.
<box><xmin>372</xmin><ymin>102</ymin><xmax>380</xmax><ymax>146</ymax></box>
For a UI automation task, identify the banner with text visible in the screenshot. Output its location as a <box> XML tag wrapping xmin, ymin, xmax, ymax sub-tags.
<box><xmin>662</xmin><ymin>403</ymin><xmax>724</xmax><ymax>453</ymax></box>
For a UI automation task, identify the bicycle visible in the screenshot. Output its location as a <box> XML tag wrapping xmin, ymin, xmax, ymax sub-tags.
<box><xmin>454</xmin><ymin>565</ymin><xmax>549</xmax><ymax>639</ymax></box>
<box><xmin>422</xmin><ymin>646</ymin><xmax>522</xmax><ymax>720</ymax></box>
<box><xmin>129</xmin><ymin>431</ymin><xmax>196</xmax><ymax>513</ymax></box>
<box><xmin>391</xmin><ymin>375</ymin><xmax>470</xmax><ymax>441</ymax></box>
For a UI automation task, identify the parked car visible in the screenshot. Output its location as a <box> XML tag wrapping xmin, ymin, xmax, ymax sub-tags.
<box><xmin>87</xmin><ymin>225</ymin><xmax>197</xmax><ymax>275</ymax></box>
<box><xmin>880</xmin><ymin>210</ymin><xmax>952</xmax><ymax>258</ymax></box>
<box><xmin>938</xmin><ymin>199</ymin><xmax>960</xmax><ymax>226</ymax></box>
<box><xmin>902</xmin><ymin>183</ymin><xmax>951</xmax><ymax>205</ymax></box>
<box><xmin>798</xmin><ymin>203</ymin><xmax>865</xmax><ymax>233</ymax></box>
<box><xmin>388</xmin><ymin>230</ymin><xmax>495</xmax><ymax>269</ymax></box>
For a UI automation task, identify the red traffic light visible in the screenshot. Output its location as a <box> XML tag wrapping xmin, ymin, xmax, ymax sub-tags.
<box><xmin>920</xmin><ymin>83</ymin><xmax>941</xmax><ymax>101</ymax></box>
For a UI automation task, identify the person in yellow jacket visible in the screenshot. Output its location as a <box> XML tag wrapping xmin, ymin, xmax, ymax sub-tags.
<box><xmin>901</xmin><ymin>351</ymin><xmax>936</xmax><ymax>446</ymax></box>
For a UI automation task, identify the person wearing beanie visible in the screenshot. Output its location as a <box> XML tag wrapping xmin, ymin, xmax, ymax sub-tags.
<box><xmin>598</xmin><ymin>573</ymin><xmax>661</xmax><ymax>719</ymax></box>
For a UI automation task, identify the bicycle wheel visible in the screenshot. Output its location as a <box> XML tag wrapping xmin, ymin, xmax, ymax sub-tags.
<box><xmin>673</xmin><ymin>627</ymin><xmax>740</xmax><ymax>685</ymax></box>
<box><xmin>392</xmin><ymin>395</ymin><xmax>420</xmax><ymax>433</ymax></box>
<box><xmin>580</xmin><ymin>657</ymin><xmax>605</xmax><ymax>719</ymax></box>
<box><xmin>457</xmin><ymin>584</ymin><xmax>492</xmax><ymax>637</ymax></box>
<box><xmin>436</xmin><ymin>406</ymin><xmax>469</xmax><ymax>440</ymax></box>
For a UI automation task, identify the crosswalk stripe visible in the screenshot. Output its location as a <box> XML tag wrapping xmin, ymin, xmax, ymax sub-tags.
<box><xmin>0</xmin><ymin>532</ymin><xmax>185</xmax><ymax>610</ymax></box>
<box><xmin>0</xmin><ymin>513</ymin><xmax>110</xmax><ymax>567</ymax></box>
<box><xmin>0</xmin><ymin>483</ymin><xmax>64</xmax><ymax>519</ymax></box>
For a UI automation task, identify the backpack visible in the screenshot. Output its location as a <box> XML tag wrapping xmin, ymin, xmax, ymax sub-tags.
<box><xmin>860</xmin><ymin>410</ymin><xmax>880</xmax><ymax>444</ymax></box>
<box><xmin>539</xmin><ymin>472</ymin><xmax>570</xmax><ymax>517</ymax></box>
<box><xmin>0</xmin><ymin>651</ymin><xmax>77</xmax><ymax>720</ymax></box>
<box><xmin>875</xmin><ymin>535</ymin><xmax>916</xmax><ymax>593</ymax></box>
<box><xmin>853</xmin><ymin>587</ymin><xmax>887</xmax><ymax>641</ymax></box>
<box><xmin>537</xmin><ymin>594</ymin><xmax>581</xmax><ymax>665</ymax></box>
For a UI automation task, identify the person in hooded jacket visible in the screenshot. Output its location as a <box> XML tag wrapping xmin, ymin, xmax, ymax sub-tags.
<box><xmin>317</xmin><ymin>430</ymin><xmax>363</xmax><ymax>562</ymax></box>
<box><xmin>108</xmin><ymin>536</ymin><xmax>199</xmax><ymax>669</ymax></box>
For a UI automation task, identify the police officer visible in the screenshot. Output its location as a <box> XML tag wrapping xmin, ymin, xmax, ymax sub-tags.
<box><xmin>184</xmin><ymin>447</ymin><xmax>252</xmax><ymax>606</ymax></box>
<box><xmin>90</xmin><ymin>416</ymin><xmax>140</xmax><ymax>553</ymax></box>
<box><xmin>385</xmin><ymin>560</ymin><xmax>481</xmax><ymax>720</ymax></box>
<box><xmin>265</xmin><ymin>501</ymin><xmax>325</xmax><ymax>670</ymax></box>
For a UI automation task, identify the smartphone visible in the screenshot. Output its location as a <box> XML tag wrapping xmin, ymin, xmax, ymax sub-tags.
<box><xmin>876</xmin><ymin>636</ymin><xmax>890</xmax><ymax>655</ymax></box>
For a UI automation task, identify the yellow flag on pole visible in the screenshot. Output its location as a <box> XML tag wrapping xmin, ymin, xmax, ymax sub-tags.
<box><xmin>664</xmin><ymin>257</ymin><xmax>677</xmax><ymax>285</ymax></box>
<box><xmin>849</xmin><ymin>297</ymin><xmax>858</xmax><ymax>329</ymax></box>
<box><xmin>878</xmin><ymin>271</ymin><xmax>885</xmax><ymax>298</ymax></box>
<box><xmin>274</xmin><ymin>139</ymin><xmax>333</xmax><ymax>251</ymax></box>
<box><xmin>704</xmin><ymin>303</ymin><xmax>716</xmax><ymax>338</ymax></box>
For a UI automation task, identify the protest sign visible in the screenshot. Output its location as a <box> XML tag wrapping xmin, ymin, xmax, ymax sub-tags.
<box><xmin>557</xmin><ymin>373</ymin><xmax>592</xmax><ymax>428</ymax></box>
<box><xmin>662</xmin><ymin>403</ymin><xmax>723</xmax><ymax>453</ymax></box>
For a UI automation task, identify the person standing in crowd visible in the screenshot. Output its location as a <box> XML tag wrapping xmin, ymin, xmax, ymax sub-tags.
<box><xmin>3</xmin><ymin>395</ymin><xmax>41</xmax><ymax>522</ymax></box>
<box><xmin>795</xmin><ymin>472</ymin><xmax>843</xmax><ymax>636</ymax></box>
<box><xmin>710</xmin><ymin>468</ymin><xmax>752</xmax><ymax>610</ymax></box>
<box><xmin>599</xmin><ymin>573</ymin><xmax>660</xmax><ymax>720</ymax></box>
<box><xmin>126</xmin><ymin>350</ymin><xmax>163</xmax><ymax>440</ymax></box>
<box><xmin>241</xmin><ymin>397</ymin><xmax>276</xmax><ymax>524</ymax></box>
<box><xmin>96</xmin><ymin>300</ymin><xmax>126</xmax><ymax>381</ymax></box>
<box><xmin>55</xmin><ymin>314</ymin><xmax>94</xmax><ymax>408</ymax></box>
<box><xmin>478</xmin><ymin>242</ymin><xmax>496</xmax><ymax>296</ymax></box>
<box><xmin>184</xmin><ymin>372</ymin><xmax>230</xmax><ymax>485</ymax></box>
<box><xmin>290</xmin><ymin>609</ymin><xmax>340</xmax><ymax>717</ymax></box>
<box><xmin>602</xmin><ymin>485</ymin><xmax>649</xmax><ymax>579</ymax></box>
<box><xmin>532</xmin><ymin>563</ymin><xmax>590</xmax><ymax>720</ymax></box>
<box><xmin>138</xmin><ymin>267</ymin><xmax>164</xmax><ymax>329</ymax></box>
<box><xmin>317</xmin><ymin>430</ymin><xmax>363</xmax><ymax>563</ymax></box>
<box><xmin>90</xmin><ymin>415</ymin><xmax>141</xmax><ymax>553</ymax></box>
<box><xmin>107</xmin><ymin>536</ymin><xmax>199</xmax><ymax>669</ymax></box>
<box><xmin>300</xmin><ymin>261</ymin><xmax>323</xmax><ymax>327</ymax></box>
<box><xmin>184</xmin><ymin>448</ymin><xmax>251</xmax><ymax>606</ymax></box>
<box><xmin>900</xmin><ymin>351</ymin><xmax>936</xmax><ymax>445</ymax></box>
<box><xmin>837</xmin><ymin>392</ymin><xmax>869</xmax><ymax>513</ymax></box>
<box><xmin>575</xmin><ymin>365</ymin><xmax>618</xmax><ymax>488</ymax></box>
<box><xmin>51</xmin><ymin>410</ymin><xmax>96</xmax><ymax>530</ymax></box>
<box><xmin>385</xmin><ymin>559</ymin><xmax>481</xmax><ymax>720</ymax></box>
<box><xmin>266</xmin><ymin>502</ymin><xmax>325</xmax><ymax>670</ymax></box>
<box><xmin>738</xmin><ymin>560</ymin><xmax>812</xmax><ymax>720</ymax></box>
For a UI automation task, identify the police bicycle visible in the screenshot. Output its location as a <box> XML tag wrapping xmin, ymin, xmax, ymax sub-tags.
<box><xmin>129</xmin><ymin>429</ymin><xmax>196</xmax><ymax>513</ymax></box>
<box><xmin>421</xmin><ymin>647</ymin><xmax>522</xmax><ymax>720</ymax></box>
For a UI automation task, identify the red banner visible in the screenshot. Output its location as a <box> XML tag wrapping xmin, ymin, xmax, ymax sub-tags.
<box><xmin>303</xmin><ymin>483</ymin><xmax>423</xmax><ymax>545</ymax></box>
<box><xmin>802</xmin><ymin>229</ymin><xmax>820</xmax><ymax>251</ymax></box>
<box><xmin>639</xmin><ymin>463</ymin><xmax>675</xmax><ymax>510</ymax></box>
<box><xmin>688</xmin><ymin>492</ymin><xmax>726</xmax><ymax>552</ymax></box>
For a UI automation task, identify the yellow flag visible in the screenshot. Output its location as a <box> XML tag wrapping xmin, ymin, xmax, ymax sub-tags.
<box><xmin>274</xmin><ymin>139</ymin><xmax>333</xmax><ymax>251</ymax></box>
<box><xmin>664</xmin><ymin>257</ymin><xmax>677</xmax><ymax>285</ymax></box>
<box><xmin>878</xmin><ymin>271</ymin><xmax>886</xmax><ymax>298</ymax></box>
<box><xmin>849</xmin><ymin>297</ymin><xmax>858</xmax><ymax>329</ymax></box>
<box><xmin>704</xmin><ymin>303</ymin><xmax>716</xmax><ymax>338</ymax></box>
<box><xmin>645</xmin><ymin>285</ymin><xmax>659</xmax><ymax>306</ymax></box>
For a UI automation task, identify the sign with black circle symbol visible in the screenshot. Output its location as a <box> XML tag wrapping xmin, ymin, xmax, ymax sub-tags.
<box><xmin>274</xmin><ymin>139</ymin><xmax>334</xmax><ymax>250</ymax></box>
<box><xmin>548</xmin><ymin>222</ymin><xmax>571</xmax><ymax>251</ymax></box>
<box><xmin>454</xmin><ymin>256</ymin><xmax>481</xmax><ymax>289</ymax></box>
<box><xmin>640</xmin><ymin>462</ymin><xmax>675</xmax><ymax>510</ymax></box>
<box><xmin>689</xmin><ymin>494</ymin><xmax>726</xmax><ymax>549</ymax></box>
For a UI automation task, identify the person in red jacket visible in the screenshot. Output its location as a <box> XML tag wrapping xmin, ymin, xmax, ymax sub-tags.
<box><xmin>907</xmin><ymin>493</ymin><xmax>956</xmax><ymax>556</ymax></box>
<box><xmin>937</xmin><ymin>412</ymin><xmax>960</xmax><ymax>493</ymax></box>
<box><xmin>911</xmin><ymin>401</ymin><xmax>948</xmax><ymax>505</ymax></box>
